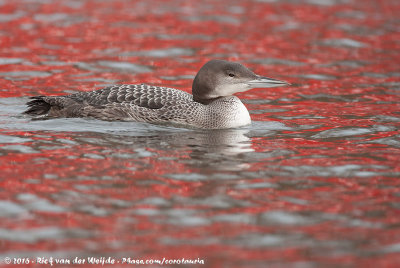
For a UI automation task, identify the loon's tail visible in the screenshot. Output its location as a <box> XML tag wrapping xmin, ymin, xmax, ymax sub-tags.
<box><xmin>24</xmin><ymin>96</ymin><xmax>51</xmax><ymax>115</ymax></box>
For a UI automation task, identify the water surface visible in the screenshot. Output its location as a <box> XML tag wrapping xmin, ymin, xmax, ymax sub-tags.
<box><xmin>0</xmin><ymin>0</ymin><xmax>399</xmax><ymax>267</ymax></box>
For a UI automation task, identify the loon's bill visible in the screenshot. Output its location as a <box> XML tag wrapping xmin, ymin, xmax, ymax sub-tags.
<box><xmin>247</xmin><ymin>76</ymin><xmax>290</xmax><ymax>88</ymax></box>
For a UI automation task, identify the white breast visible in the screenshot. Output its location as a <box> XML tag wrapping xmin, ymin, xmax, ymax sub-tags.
<box><xmin>201</xmin><ymin>96</ymin><xmax>251</xmax><ymax>129</ymax></box>
<box><xmin>230</xmin><ymin>100</ymin><xmax>251</xmax><ymax>128</ymax></box>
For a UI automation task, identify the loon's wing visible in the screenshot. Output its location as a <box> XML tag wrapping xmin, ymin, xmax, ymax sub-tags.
<box><xmin>24</xmin><ymin>84</ymin><xmax>193</xmax><ymax>118</ymax></box>
<box><xmin>71</xmin><ymin>84</ymin><xmax>192</xmax><ymax>109</ymax></box>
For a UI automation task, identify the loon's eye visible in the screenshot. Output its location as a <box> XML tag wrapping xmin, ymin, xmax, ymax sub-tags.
<box><xmin>228</xmin><ymin>73</ymin><xmax>235</xmax><ymax>77</ymax></box>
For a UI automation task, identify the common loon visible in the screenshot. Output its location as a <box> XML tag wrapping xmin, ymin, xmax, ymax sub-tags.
<box><xmin>24</xmin><ymin>60</ymin><xmax>289</xmax><ymax>129</ymax></box>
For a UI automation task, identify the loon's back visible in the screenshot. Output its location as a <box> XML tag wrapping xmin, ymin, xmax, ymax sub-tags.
<box><xmin>26</xmin><ymin>84</ymin><xmax>190</xmax><ymax>119</ymax></box>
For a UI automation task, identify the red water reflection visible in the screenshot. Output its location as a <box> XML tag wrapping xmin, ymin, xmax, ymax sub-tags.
<box><xmin>0</xmin><ymin>0</ymin><xmax>400</xmax><ymax>267</ymax></box>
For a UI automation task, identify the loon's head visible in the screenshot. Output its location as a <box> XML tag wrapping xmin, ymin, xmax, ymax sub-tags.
<box><xmin>192</xmin><ymin>59</ymin><xmax>289</xmax><ymax>104</ymax></box>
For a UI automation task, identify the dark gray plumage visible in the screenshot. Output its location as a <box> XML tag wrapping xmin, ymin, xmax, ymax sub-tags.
<box><xmin>24</xmin><ymin>60</ymin><xmax>289</xmax><ymax>129</ymax></box>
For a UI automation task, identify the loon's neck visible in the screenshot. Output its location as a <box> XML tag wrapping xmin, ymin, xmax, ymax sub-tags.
<box><xmin>193</xmin><ymin>95</ymin><xmax>223</xmax><ymax>105</ymax></box>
